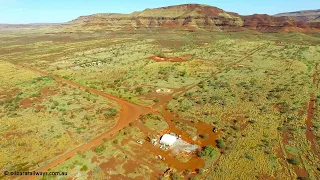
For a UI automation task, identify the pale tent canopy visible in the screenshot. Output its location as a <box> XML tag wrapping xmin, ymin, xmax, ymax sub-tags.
<box><xmin>160</xmin><ymin>134</ymin><xmax>177</xmax><ymax>146</ymax></box>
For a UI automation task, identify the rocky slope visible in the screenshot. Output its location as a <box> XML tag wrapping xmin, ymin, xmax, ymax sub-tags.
<box><xmin>1</xmin><ymin>4</ymin><xmax>318</xmax><ymax>32</ymax></box>
<box><xmin>274</xmin><ymin>9</ymin><xmax>320</xmax><ymax>29</ymax></box>
<box><xmin>69</xmin><ymin>4</ymin><xmax>320</xmax><ymax>32</ymax></box>
<box><xmin>70</xmin><ymin>4</ymin><xmax>244</xmax><ymax>31</ymax></box>
<box><xmin>274</xmin><ymin>9</ymin><xmax>320</xmax><ymax>22</ymax></box>
<box><xmin>242</xmin><ymin>14</ymin><xmax>310</xmax><ymax>31</ymax></box>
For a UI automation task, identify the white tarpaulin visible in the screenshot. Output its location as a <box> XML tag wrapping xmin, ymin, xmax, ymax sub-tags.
<box><xmin>160</xmin><ymin>134</ymin><xmax>177</xmax><ymax>146</ymax></box>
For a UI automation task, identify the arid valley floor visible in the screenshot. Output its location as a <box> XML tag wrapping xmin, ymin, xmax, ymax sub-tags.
<box><xmin>1</xmin><ymin>4</ymin><xmax>320</xmax><ymax>180</ymax></box>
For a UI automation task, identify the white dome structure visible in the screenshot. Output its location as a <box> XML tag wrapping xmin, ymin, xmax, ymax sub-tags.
<box><xmin>160</xmin><ymin>134</ymin><xmax>177</xmax><ymax>146</ymax></box>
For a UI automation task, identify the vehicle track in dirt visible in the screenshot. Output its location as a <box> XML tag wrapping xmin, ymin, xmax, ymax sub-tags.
<box><xmin>18</xmin><ymin>64</ymin><xmax>211</xmax><ymax>180</ymax></box>
<box><xmin>17</xmin><ymin>64</ymin><xmax>151</xmax><ymax>180</ymax></box>
<box><xmin>305</xmin><ymin>63</ymin><xmax>319</xmax><ymax>161</ymax></box>
<box><xmin>17</xmin><ymin>44</ymin><xmax>265</xmax><ymax>179</ymax></box>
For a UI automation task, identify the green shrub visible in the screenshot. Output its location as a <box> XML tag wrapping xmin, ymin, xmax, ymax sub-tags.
<box><xmin>104</xmin><ymin>108</ymin><xmax>118</xmax><ymax>118</ymax></box>
<box><xmin>249</xmin><ymin>120</ymin><xmax>256</xmax><ymax>124</ymax></box>
<box><xmin>198</xmin><ymin>145</ymin><xmax>218</xmax><ymax>158</ymax></box>
<box><xmin>287</xmin><ymin>157</ymin><xmax>300</xmax><ymax>165</ymax></box>
<box><xmin>244</xmin><ymin>152</ymin><xmax>254</xmax><ymax>160</ymax></box>
<box><xmin>199</xmin><ymin>134</ymin><xmax>208</xmax><ymax>139</ymax></box>
<box><xmin>80</xmin><ymin>165</ymin><xmax>88</xmax><ymax>171</ymax></box>
<box><xmin>94</xmin><ymin>145</ymin><xmax>106</xmax><ymax>153</ymax></box>
<box><xmin>135</xmin><ymin>86</ymin><xmax>143</xmax><ymax>94</ymax></box>
<box><xmin>216</xmin><ymin>139</ymin><xmax>226</xmax><ymax>150</ymax></box>
<box><xmin>53</xmin><ymin>101</ymin><xmax>59</xmax><ymax>106</ymax></box>
<box><xmin>170</xmin><ymin>173</ymin><xmax>180</xmax><ymax>180</ymax></box>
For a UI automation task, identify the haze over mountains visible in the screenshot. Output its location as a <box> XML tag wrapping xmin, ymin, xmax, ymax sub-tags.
<box><xmin>275</xmin><ymin>9</ymin><xmax>320</xmax><ymax>22</ymax></box>
<box><xmin>2</xmin><ymin>4</ymin><xmax>320</xmax><ymax>32</ymax></box>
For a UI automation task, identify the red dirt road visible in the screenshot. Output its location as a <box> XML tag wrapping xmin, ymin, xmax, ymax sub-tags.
<box><xmin>18</xmin><ymin>65</ymin><xmax>151</xmax><ymax>180</ymax></box>
<box><xmin>17</xmin><ymin>64</ymin><xmax>221</xmax><ymax>180</ymax></box>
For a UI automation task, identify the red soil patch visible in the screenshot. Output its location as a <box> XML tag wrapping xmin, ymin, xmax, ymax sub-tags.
<box><xmin>91</xmin><ymin>156</ymin><xmax>100</xmax><ymax>164</ymax></box>
<box><xmin>20</xmin><ymin>98</ymin><xmax>35</xmax><ymax>108</ymax></box>
<box><xmin>161</xmin><ymin>108</ymin><xmax>220</xmax><ymax>147</ymax></box>
<box><xmin>20</xmin><ymin>87</ymin><xmax>57</xmax><ymax>108</ymax></box>
<box><xmin>87</xmin><ymin>170</ymin><xmax>93</xmax><ymax>179</ymax></box>
<box><xmin>0</xmin><ymin>88</ymin><xmax>21</xmax><ymax>97</ymax></box>
<box><xmin>282</xmin><ymin>130</ymin><xmax>289</xmax><ymax>145</ymax></box>
<box><xmin>18</xmin><ymin>65</ymin><xmax>150</xmax><ymax>180</ymax></box>
<box><xmin>305</xmin><ymin>63</ymin><xmax>319</xmax><ymax>160</ymax></box>
<box><xmin>3</xmin><ymin>131</ymin><xmax>23</xmax><ymax>139</ymax></box>
<box><xmin>147</xmin><ymin>55</ymin><xmax>188</xmax><ymax>62</ymax></box>
<box><xmin>133</xmin><ymin>105</ymin><xmax>220</xmax><ymax>174</ymax></box>
<box><xmin>305</xmin><ymin>94</ymin><xmax>319</xmax><ymax>159</ymax></box>
<box><xmin>123</xmin><ymin>160</ymin><xmax>140</xmax><ymax>174</ymax></box>
<box><xmin>121</xmin><ymin>137</ymin><xmax>131</xmax><ymax>146</ymax></box>
<box><xmin>99</xmin><ymin>158</ymin><xmax>132</xmax><ymax>179</ymax></box>
<box><xmin>160</xmin><ymin>20</ymin><xmax>180</xmax><ymax>29</ymax></box>
<box><xmin>293</xmin><ymin>166</ymin><xmax>309</xmax><ymax>178</ymax></box>
<box><xmin>99</xmin><ymin>157</ymin><xmax>117</xmax><ymax>174</ymax></box>
<box><xmin>135</xmin><ymin>138</ymin><xmax>205</xmax><ymax>172</ymax></box>
<box><xmin>66</xmin><ymin>130</ymin><xmax>72</xmax><ymax>137</ymax></box>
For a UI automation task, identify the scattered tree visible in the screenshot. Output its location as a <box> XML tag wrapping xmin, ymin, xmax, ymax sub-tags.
<box><xmin>216</xmin><ymin>139</ymin><xmax>226</xmax><ymax>150</ymax></box>
<box><xmin>198</xmin><ymin>145</ymin><xmax>218</xmax><ymax>158</ymax></box>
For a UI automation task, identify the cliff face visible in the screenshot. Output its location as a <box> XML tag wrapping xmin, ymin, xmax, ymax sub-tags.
<box><xmin>69</xmin><ymin>4</ymin><xmax>319</xmax><ymax>32</ymax></box>
<box><xmin>274</xmin><ymin>9</ymin><xmax>320</xmax><ymax>30</ymax></box>
<box><xmin>69</xmin><ymin>4</ymin><xmax>243</xmax><ymax>31</ymax></box>
<box><xmin>241</xmin><ymin>14</ymin><xmax>311</xmax><ymax>32</ymax></box>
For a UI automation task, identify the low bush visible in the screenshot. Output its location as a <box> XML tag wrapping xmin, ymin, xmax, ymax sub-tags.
<box><xmin>198</xmin><ymin>145</ymin><xmax>218</xmax><ymax>158</ymax></box>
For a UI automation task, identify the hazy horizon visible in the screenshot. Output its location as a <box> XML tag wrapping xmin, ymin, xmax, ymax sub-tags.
<box><xmin>1</xmin><ymin>0</ymin><xmax>320</xmax><ymax>24</ymax></box>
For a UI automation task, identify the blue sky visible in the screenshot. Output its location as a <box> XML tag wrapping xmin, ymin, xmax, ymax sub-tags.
<box><xmin>1</xmin><ymin>0</ymin><xmax>319</xmax><ymax>24</ymax></box>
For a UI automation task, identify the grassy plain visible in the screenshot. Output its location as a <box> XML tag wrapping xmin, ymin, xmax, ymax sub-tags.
<box><xmin>0</xmin><ymin>27</ymin><xmax>319</xmax><ymax>179</ymax></box>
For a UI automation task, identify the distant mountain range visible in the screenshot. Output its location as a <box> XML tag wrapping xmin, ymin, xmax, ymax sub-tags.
<box><xmin>69</xmin><ymin>4</ymin><xmax>320</xmax><ymax>32</ymax></box>
<box><xmin>2</xmin><ymin>4</ymin><xmax>320</xmax><ymax>32</ymax></box>
<box><xmin>275</xmin><ymin>9</ymin><xmax>320</xmax><ymax>23</ymax></box>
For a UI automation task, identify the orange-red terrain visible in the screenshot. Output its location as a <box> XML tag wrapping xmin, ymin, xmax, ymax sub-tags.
<box><xmin>66</xmin><ymin>4</ymin><xmax>320</xmax><ymax>32</ymax></box>
<box><xmin>18</xmin><ymin>65</ymin><xmax>150</xmax><ymax>180</ymax></box>
<box><xmin>18</xmin><ymin>64</ymin><xmax>219</xmax><ymax>179</ymax></box>
<box><xmin>1</xmin><ymin>3</ymin><xmax>319</xmax><ymax>180</ymax></box>
<box><xmin>2</xmin><ymin>4</ymin><xmax>318</xmax><ymax>32</ymax></box>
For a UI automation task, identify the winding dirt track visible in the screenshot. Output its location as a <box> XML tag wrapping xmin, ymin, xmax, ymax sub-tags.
<box><xmin>305</xmin><ymin>63</ymin><xmax>319</xmax><ymax>160</ymax></box>
<box><xmin>18</xmin><ymin>65</ymin><xmax>151</xmax><ymax>180</ymax></box>
<box><xmin>16</xmin><ymin>44</ymin><xmax>265</xmax><ymax>179</ymax></box>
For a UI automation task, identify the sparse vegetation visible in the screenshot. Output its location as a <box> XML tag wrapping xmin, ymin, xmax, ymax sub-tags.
<box><xmin>1</xmin><ymin>17</ymin><xmax>320</xmax><ymax>180</ymax></box>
